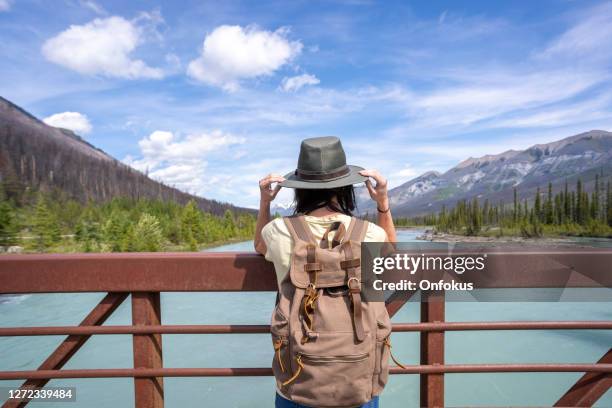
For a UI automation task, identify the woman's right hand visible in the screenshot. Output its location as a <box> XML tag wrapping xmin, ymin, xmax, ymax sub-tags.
<box><xmin>359</xmin><ymin>169</ymin><xmax>389</xmax><ymax>210</ymax></box>
<box><xmin>259</xmin><ymin>174</ymin><xmax>285</xmax><ymax>205</ymax></box>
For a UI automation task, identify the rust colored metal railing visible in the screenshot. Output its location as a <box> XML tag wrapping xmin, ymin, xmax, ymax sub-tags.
<box><xmin>0</xmin><ymin>251</ymin><xmax>611</xmax><ymax>408</ymax></box>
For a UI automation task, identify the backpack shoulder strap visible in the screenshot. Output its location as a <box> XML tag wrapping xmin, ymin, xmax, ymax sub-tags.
<box><xmin>283</xmin><ymin>215</ymin><xmax>315</xmax><ymax>243</ymax></box>
<box><xmin>341</xmin><ymin>216</ymin><xmax>369</xmax><ymax>342</ymax></box>
<box><xmin>346</xmin><ymin>217</ymin><xmax>369</xmax><ymax>242</ymax></box>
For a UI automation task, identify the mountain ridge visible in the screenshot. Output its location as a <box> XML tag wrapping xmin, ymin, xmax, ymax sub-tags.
<box><xmin>378</xmin><ymin>130</ymin><xmax>612</xmax><ymax>217</ymax></box>
<box><xmin>0</xmin><ymin>96</ymin><xmax>254</xmax><ymax>215</ymax></box>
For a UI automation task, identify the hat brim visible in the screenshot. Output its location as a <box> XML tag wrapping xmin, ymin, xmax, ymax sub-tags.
<box><xmin>279</xmin><ymin>165</ymin><xmax>368</xmax><ymax>189</ymax></box>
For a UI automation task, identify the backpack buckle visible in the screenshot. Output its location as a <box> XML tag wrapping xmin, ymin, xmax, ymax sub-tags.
<box><xmin>347</xmin><ymin>277</ymin><xmax>361</xmax><ymax>293</ymax></box>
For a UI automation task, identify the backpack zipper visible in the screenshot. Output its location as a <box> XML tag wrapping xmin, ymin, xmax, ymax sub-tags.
<box><xmin>299</xmin><ymin>351</ymin><xmax>369</xmax><ymax>363</ymax></box>
<box><xmin>281</xmin><ymin>351</ymin><xmax>369</xmax><ymax>387</ymax></box>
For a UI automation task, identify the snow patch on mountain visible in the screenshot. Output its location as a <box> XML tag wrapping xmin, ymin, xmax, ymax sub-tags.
<box><xmin>457</xmin><ymin>170</ymin><xmax>485</xmax><ymax>189</ymax></box>
<box><xmin>541</xmin><ymin>151</ymin><xmax>602</xmax><ymax>167</ymax></box>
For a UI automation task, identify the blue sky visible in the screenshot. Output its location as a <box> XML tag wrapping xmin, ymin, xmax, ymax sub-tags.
<box><xmin>1</xmin><ymin>0</ymin><xmax>612</xmax><ymax>208</ymax></box>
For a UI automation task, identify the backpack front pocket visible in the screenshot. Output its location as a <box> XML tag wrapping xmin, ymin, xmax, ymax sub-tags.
<box><xmin>285</xmin><ymin>331</ymin><xmax>373</xmax><ymax>407</ymax></box>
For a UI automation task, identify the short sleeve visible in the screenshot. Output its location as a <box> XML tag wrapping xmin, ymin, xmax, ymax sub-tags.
<box><xmin>261</xmin><ymin>218</ymin><xmax>293</xmax><ymax>284</ymax></box>
<box><xmin>363</xmin><ymin>222</ymin><xmax>388</xmax><ymax>243</ymax></box>
<box><xmin>261</xmin><ymin>219</ymin><xmax>280</xmax><ymax>261</ymax></box>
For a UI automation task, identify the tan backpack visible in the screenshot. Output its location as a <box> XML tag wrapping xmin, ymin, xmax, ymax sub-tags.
<box><xmin>270</xmin><ymin>215</ymin><xmax>400</xmax><ymax>407</ymax></box>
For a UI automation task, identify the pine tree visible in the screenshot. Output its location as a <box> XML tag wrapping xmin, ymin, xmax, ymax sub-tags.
<box><xmin>0</xmin><ymin>201</ymin><xmax>18</xmax><ymax>246</ymax></box>
<box><xmin>576</xmin><ymin>179</ymin><xmax>584</xmax><ymax>224</ymax></box>
<box><xmin>607</xmin><ymin>180</ymin><xmax>612</xmax><ymax>227</ymax></box>
<box><xmin>223</xmin><ymin>209</ymin><xmax>237</xmax><ymax>237</ymax></box>
<box><xmin>482</xmin><ymin>199</ymin><xmax>490</xmax><ymax>225</ymax></box>
<box><xmin>554</xmin><ymin>193</ymin><xmax>562</xmax><ymax>225</ymax></box>
<box><xmin>131</xmin><ymin>213</ymin><xmax>164</xmax><ymax>252</ymax></box>
<box><xmin>103</xmin><ymin>210</ymin><xmax>127</xmax><ymax>252</ymax></box>
<box><xmin>32</xmin><ymin>195</ymin><xmax>61</xmax><ymax>251</ymax></box>
<box><xmin>466</xmin><ymin>197</ymin><xmax>481</xmax><ymax>236</ymax></box>
<box><xmin>563</xmin><ymin>181</ymin><xmax>570</xmax><ymax>224</ymax></box>
<box><xmin>534</xmin><ymin>187</ymin><xmax>542</xmax><ymax>223</ymax></box>
<box><xmin>181</xmin><ymin>200</ymin><xmax>204</xmax><ymax>245</ymax></box>
<box><xmin>183</xmin><ymin>227</ymin><xmax>198</xmax><ymax>251</ymax></box>
<box><xmin>591</xmin><ymin>174</ymin><xmax>600</xmax><ymax>221</ymax></box>
<box><xmin>513</xmin><ymin>187</ymin><xmax>518</xmax><ymax>225</ymax></box>
<box><xmin>545</xmin><ymin>183</ymin><xmax>553</xmax><ymax>224</ymax></box>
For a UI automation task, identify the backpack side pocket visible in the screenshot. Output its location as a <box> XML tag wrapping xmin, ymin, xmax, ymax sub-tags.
<box><xmin>373</xmin><ymin>312</ymin><xmax>392</xmax><ymax>396</ymax></box>
<box><xmin>271</xmin><ymin>306</ymin><xmax>290</xmax><ymax>383</ymax></box>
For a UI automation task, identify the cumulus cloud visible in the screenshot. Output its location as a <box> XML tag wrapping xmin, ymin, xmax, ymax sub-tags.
<box><xmin>42</xmin><ymin>16</ymin><xmax>163</xmax><ymax>79</ymax></box>
<box><xmin>281</xmin><ymin>73</ymin><xmax>320</xmax><ymax>92</ymax></box>
<box><xmin>187</xmin><ymin>25</ymin><xmax>303</xmax><ymax>91</ymax></box>
<box><xmin>0</xmin><ymin>0</ymin><xmax>10</xmax><ymax>12</ymax></box>
<box><xmin>124</xmin><ymin>130</ymin><xmax>245</xmax><ymax>195</ymax></box>
<box><xmin>43</xmin><ymin>111</ymin><xmax>92</xmax><ymax>134</ymax></box>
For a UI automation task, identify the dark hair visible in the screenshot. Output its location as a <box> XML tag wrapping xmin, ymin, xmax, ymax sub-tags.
<box><xmin>293</xmin><ymin>186</ymin><xmax>356</xmax><ymax>216</ymax></box>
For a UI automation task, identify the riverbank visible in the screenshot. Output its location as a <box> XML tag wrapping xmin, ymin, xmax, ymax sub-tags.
<box><xmin>1</xmin><ymin>235</ymin><xmax>254</xmax><ymax>254</ymax></box>
<box><xmin>414</xmin><ymin>228</ymin><xmax>612</xmax><ymax>246</ymax></box>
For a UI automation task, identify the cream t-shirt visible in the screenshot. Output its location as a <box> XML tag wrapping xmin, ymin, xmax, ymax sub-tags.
<box><xmin>261</xmin><ymin>213</ymin><xmax>388</xmax><ymax>287</ymax></box>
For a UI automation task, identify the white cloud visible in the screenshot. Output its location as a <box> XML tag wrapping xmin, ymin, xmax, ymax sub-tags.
<box><xmin>438</xmin><ymin>10</ymin><xmax>448</xmax><ymax>24</ymax></box>
<box><xmin>187</xmin><ymin>25</ymin><xmax>303</xmax><ymax>91</ymax></box>
<box><xmin>80</xmin><ymin>0</ymin><xmax>106</xmax><ymax>15</ymax></box>
<box><xmin>540</xmin><ymin>3</ymin><xmax>612</xmax><ymax>60</ymax></box>
<box><xmin>0</xmin><ymin>0</ymin><xmax>10</xmax><ymax>12</ymax></box>
<box><xmin>395</xmin><ymin>164</ymin><xmax>417</xmax><ymax>178</ymax></box>
<box><xmin>493</xmin><ymin>94</ymin><xmax>612</xmax><ymax>129</ymax></box>
<box><xmin>124</xmin><ymin>130</ymin><xmax>245</xmax><ymax>195</ymax></box>
<box><xmin>409</xmin><ymin>69</ymin><xmax>604</xmax><ymax>128</ymax></box>
<box><xmin>281</xmin><ymin>73</ymin><xmax>320</xmax><ymax>92</ymax></box>
<box><xmin>42</xmin><ymin>16</ymin><xmax>163</xmax><ymax>79</ymax></box>
<box><xmin>43</xmin><ymin>111</ymin><xmax>92</xmax><ymax>134</ymax></box>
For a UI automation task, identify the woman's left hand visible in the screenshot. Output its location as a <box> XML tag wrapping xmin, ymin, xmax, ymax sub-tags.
<box><xmin>359</xmin><ymin>169</ymin><xmax>389</xmax><ymax>209</ymax></box>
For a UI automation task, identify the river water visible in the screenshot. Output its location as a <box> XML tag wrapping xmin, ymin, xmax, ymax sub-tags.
<box><xmin>1</xmin><ymin>229</ymin><xmax>611</xmax><ymax>407</ymax></box>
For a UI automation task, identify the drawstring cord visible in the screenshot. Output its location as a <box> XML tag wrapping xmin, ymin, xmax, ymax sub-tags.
<box><xmin>383</xmin><ymin>337</ymin><xmax>406</xmax><ymax>369</ymax></box>
<box><xmin>282</xmin><ymin>354</ymin><xmax>304</xmax><ymax>387</ymax></box>
<box><xmin>273</xmin><ymin>339</ymin><xmax>285</xmax><ymax>372</ymax></box>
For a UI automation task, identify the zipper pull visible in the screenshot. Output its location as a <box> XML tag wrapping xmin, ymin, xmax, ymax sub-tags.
<box><xmin>282</xmin><ymin>354</ymin><xmax>304</xmax><ymax>387</ymax></box>
<box><xmin>273</xmin><ymin>339</ymin><xmax>285</xmax><ymax>372</ymax></box>
<box><xmin>384</xmin><ymin>337</ymin><xmax>406</xmax><ymax>369</ymax></box>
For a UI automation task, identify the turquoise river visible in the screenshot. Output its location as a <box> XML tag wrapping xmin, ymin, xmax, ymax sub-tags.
<box><xmin>1</xmin><ymin>229</ymin><xmax>611</xmax><ymax>407</ymax></box>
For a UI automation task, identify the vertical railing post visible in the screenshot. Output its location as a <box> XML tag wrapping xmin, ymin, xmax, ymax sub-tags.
<box><xmin>132</xmin><ymin>292</ymin><xmax>164</xmax><ymax>408</ymax></box>
<box><xmin>420</xmin><ymin>290</ymin><xmax>445</xmax><ymax>408</ymax></box>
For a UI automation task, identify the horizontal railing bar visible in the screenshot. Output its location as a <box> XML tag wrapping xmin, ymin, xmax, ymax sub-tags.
<box><xmin>1</xmin><ymin>250</ymin><xmax>611</xmax><ymax>293</ymax></box>
<box><xmin>1</xmin><ymin>321</ymin><xmax>611</xmax><ymax>336</ymax></box>
<box><xmin>389</xmin><ymin>364</ymin><xmax>612</xmax><ymax>374</ymax></box>
<box><xmin>0</xmin><ymin>325</ymin><xmax>269</xmax><ymax>336</ymax></box>
<box><xmin>392</xmin><ymin>321</ymin><xmax>612</xmax><ymax>331</ymax></box>
<box><xmin>0</xmin><ymin>364</ymin><xmax>610</xmax><ymax>379</ymax></box>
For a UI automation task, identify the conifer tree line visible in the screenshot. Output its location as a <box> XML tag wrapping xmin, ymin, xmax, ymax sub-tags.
<box><xmin>394</xmin><ymin>174</ymin><xmax>612</xmax><ymax>238</ymax></box>
<box><xmin>0</xmin><ymin>184</ymin><xmax>256</xmax><ymax>253</ymax></box>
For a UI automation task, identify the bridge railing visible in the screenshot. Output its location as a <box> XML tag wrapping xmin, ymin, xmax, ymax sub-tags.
<box><xmin>0</xmin><ymin>251</ymin><xmax>611</xmax><ymax>407</ymax></box>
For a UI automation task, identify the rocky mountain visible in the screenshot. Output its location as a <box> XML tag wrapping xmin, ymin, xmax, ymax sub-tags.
<box><xmin>360</xmin><ymin>130</ymin><xmax>612</xmax><ymax>217</ymax></box>
<box><xmin>0</xmin><ymin>96</ymin><xmax>254</xmax><ymax>215</ymax></box>
<box><xmin>271</xmin><ymin>202</ymin><xmax>295</xmax><ymax>216</ymax></box>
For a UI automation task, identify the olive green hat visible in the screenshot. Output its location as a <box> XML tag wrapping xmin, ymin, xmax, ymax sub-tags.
<box><xmin>279</xmin><ymin>136</ymin><xmax>367</xmax><ymax>189</ymax></box>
